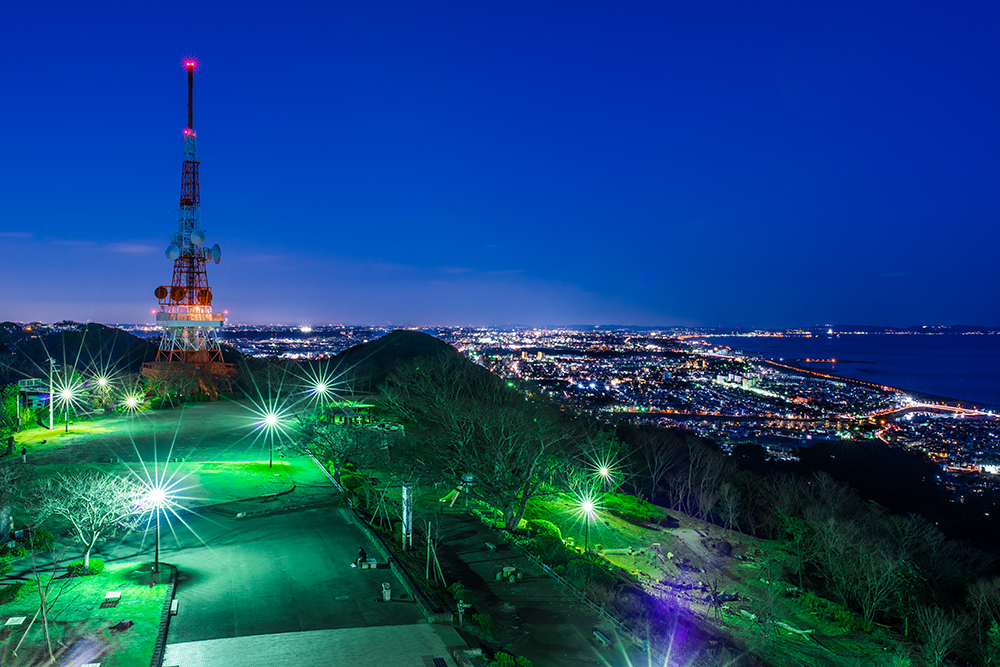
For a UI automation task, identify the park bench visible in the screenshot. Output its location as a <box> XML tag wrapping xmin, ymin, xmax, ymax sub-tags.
<box><xmin>593</xmin><ymin>630</ymin><xmax>611</xmax><ymax>647</ymax></box>
<box><xmin>485</xmin><ymin>542</ymin><xmax>497</xmax><ymax>552</ymax></box>
<box><xmin>101</xmin><ymin>591</ymin><xmax>122</xmax><ymax>609</ymax></box>
<box><xmin>360</xmin><ymin>558</ymin><xmax>378</xmax><ymax>570</ymax></box>
<box><xmin>170</xmin><ymin>599</ymin><xmax>178</xmax><ymax>616</ymax></box>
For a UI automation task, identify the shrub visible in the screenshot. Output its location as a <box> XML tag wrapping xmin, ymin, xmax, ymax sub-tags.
<box><xmin>472</xmin><ymin>613</ymin><xmax>493</xmax><ymax>634</ymax></box>
<box><xmin>0</xmin><ymin>576</ymin><xmax>48</xmax><ymax>604</ymax></box>
<box><xmin>17</xmin><ymin>527</ymin><xmax>54</xmax><ymax>553</ymax></box>
<box><xmin>528</xmin><ymin>519</ymin><xmax>561</xmax><ymax>540</ymax></box>
<box><xmin>0</xmin><ymin>581</ymin><xmax>26</xmax><ymax>605</ymax></box>
<box><xmin>488</xmin><ymin>652</ymin><xmax>533</xmax><ymax>667</ymax></box>
<box><xmin>534</xmin><ymin>534</ymin><xmax>570</xmax><ymax>565</ymax></box>
<box><xmin>567</xmin><ymin>558</ymin><xmax>616</xmax><ymax>589</ymax></box>
<box><xmin>448</xmin><ymin>582</ymin><xmax>475</xmax><ymax>605</ymax></box>
<box><xmin>67</xmin><ymin>558</ymin><xmax>106</xmax><ymax>576</ymax></box>
<box><xmin>795</xmin><ymin>591</ymin><xmax>868</xmax><ymax>631</ymax></box>
<box><xmin>0</xmin><ymin>555</ymin><xmax>10</xmax><ymax>579</ymax></box>
<box><xmin>340</xmin><ymin>474</ymin><xmax>364</xmax><ymax>491</ymax></box>
<box><xmin>602</xmin><ymin>493</ymin><xmax>667</xmax><ymax>523</ymax></box>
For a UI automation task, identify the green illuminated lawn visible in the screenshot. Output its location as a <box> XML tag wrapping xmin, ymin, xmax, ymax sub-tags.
<box><xmin>17</xmin><ymin>460</ymin><xmax>293</xmax><ymax>507</ymax></box>
<box><xmin>0</xmin><ymin>562</ymin><xmax>171</xmax><ymax>667</ymax></box>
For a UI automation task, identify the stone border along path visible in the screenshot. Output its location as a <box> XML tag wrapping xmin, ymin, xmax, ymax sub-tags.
<box><xmin>150</xmin><ymin>564</ymin><xmax>179</xmax><ymax>667</ymax></box>
<box><xmin>163</xmin><ymin>624</ymin><xmax>459</xmax><ymax>667</ymax></box>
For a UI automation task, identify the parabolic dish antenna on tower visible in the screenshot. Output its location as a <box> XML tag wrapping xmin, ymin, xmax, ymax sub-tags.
<box><xmin>191</xmin><ymin>229</ymin><xmax>206</xmax><ymax>246</ymax></box>
<box><xmin>211</xmin><ymin>243</ymin><xmax>221</xmax><ymax>264</ymax></box>
<box><xmin>165</xmin><ymin>244</ymin><xmax>180</xmax><ymax>260</ymax></box>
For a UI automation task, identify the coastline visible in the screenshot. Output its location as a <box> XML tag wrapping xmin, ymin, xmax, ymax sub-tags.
<box><xmin>762</xmin><ymin>357</ymin><xmax>999</xmax><ymax>412</ymax></box>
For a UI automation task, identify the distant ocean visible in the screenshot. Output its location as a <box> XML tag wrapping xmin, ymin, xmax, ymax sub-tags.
<box><xmin>708</xmin><ymin>334</ymin><xmax>1000</xmax><ymax>408</ymax></box>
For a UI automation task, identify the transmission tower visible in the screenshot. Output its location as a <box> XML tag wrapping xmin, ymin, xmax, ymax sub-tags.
<box><xmin>142</xmin><ymin>58</ymin><xmax>236</xmax><ymax>400</ymax></box>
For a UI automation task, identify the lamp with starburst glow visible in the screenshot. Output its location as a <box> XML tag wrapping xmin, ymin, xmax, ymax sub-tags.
<box><xmin>58</xmin><ymin>387</ymin><xmax>75</xmax><ymax>433</ymax></box>
<box><xmin>580</xmin><ymin>497</ymin><xmax>597</xmax><ymax>553</ymax></box>
<box><xmin>262</xmin><ymin>412</ymin><xmax>281</xmax><ymax>468</ymax></box>
<box><xmin>146</xmin><ymin>486</ymin><xmax>168</xmax><ymax>573</ymax></box>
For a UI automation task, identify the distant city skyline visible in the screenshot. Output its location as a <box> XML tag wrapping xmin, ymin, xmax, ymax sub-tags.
<box><xmin>2</xmin><ymin>2</ymin><xmax>999</xmax><ymax>328</ymax></box>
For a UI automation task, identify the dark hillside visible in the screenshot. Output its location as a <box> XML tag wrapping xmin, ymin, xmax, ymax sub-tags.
<box><xmin>332</xmin><ymin>329</ymin><xmax>470</xmax><ymax>391</ymax></box>
<box><xmin>792</xmin><ymin>440</ymin><xmax>950</xmax><ymax>515</ymax></box>
<box><xmin>0</xmin><ymin>322</ymin><xmax>159</xmax><ymax>382</ymax></box>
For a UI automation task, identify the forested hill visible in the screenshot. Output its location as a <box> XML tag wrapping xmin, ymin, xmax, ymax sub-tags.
<box><xmin>0</xmin><ymin>322</ymin><xmax>158</xmax><ymax>383</ymax></box>
<box><xmin>331</xmin><ymin>329</ymin><xmax>471</xmax><ymax>392</ymax></box>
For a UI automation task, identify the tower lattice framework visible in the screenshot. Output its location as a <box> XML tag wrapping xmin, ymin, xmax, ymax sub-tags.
<box><xmin>142</xmin><ymin>60</ymin><xmax>235</xmax><ymax>399</ymax></box>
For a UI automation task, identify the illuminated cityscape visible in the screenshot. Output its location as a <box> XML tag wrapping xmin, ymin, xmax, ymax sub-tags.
<box><xmin>113</xmin><ymin>321</ymin><xmax>1000</xmax><ymax>502</ymax></box>
<box><xmin>4</xmin><ymin>2</ymin><xmax>1000</xmax><ymax>664</ymax></box>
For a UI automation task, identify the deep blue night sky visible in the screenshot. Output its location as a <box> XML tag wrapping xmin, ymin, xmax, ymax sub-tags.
<box><xmin>2</xmin><ymin>2</ymin><xmax>999</xmax><ymax>327</ymax></box>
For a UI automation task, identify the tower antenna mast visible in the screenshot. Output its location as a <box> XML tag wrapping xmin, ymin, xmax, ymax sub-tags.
<box><xmin>187</xmin><ymin>62</ymin><xmax>194</xmax><ymax>130</ymax></box>
<box><xmin>143</xmin><ymin>58</ymin><xmax>235</xmax><ymax>400</ymax></box>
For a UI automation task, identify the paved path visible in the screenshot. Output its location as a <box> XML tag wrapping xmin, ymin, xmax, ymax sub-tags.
<box><xmin>164</xmin><ymin>624</ymin><xmax>458</xmax><ymax>667</ymax></box>
<box><xmin>162</xmin><ymin>507</ymin><xmax>424</xmax><ymax>643</ymax></box>
<box><xmin>434</xmin><ymin>511</ymin><xmax>648</xmax><ymax>667</ymax></box>
<box><xmin>5</xmin><ymin>401</ymin><xmax>466</xmax><ymax>666</ymax></box>
<box><xmin>18</xmin><ymin>399</ymin><xmax>275</xmax><ymax>466</ymax></box>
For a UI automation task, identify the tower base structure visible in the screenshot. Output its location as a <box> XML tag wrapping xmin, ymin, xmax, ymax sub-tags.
<box><xmin>142</xmin><ymin>306</ymin><xmax>236</xmax><ymax>401</ymax></box>
<box><xmin>142</xmin><ymin>360</ymin><xmax>235</xmax><ymax>401</ymax></box>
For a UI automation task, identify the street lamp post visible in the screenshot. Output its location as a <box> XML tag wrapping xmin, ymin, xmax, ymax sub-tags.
<box><xmin>147</xmin><ymin>488</ymin><xmax>166</xmax><ymax>573</ymax></box>
<box><xmin>59</xmin><ymin>388</ymin><xmax>73</xmax><ymax>433</ymax></box>
<box><xmin>48</xmin><ymin>358</ymin><xmax>55</xmax><ymax>430</ymax></box>
<box><xmin>154</xmin><ymin>502</ymin><xmax>160</xmax><ymax>573</ymax></box>
<box><xmin>265</xmin><ymin>413</ymin><xmax>278</xmax><ymax>468</ymax></box>
<box><xmin>581</xmin><ymin>499</ymin><xmax>595</xmax><ymax>552</ymax></box>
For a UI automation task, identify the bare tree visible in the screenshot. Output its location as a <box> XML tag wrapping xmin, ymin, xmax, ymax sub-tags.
<box><xmin>852</xmin><ymin>540</ymin><xmax>903</xmax><ymax>624</ymax></box>
<box><xmin>296</xmin><ymin>419</ymin><xmax>385</xmax><ymax>489</ymax></box>
<box><xmin>381</xmin><ymin>355</ymin><xmax>576</xmax><ymax>530</ymax></box>
<box><xmin>0</xmin><ymin>463</ymin><xmax>32</xmax><ymax>509</ymax></box>
<box><xmin>33</xmin><ymin>470</ymin><xmax>147</xmax><ymax>567</ymax></box>
<box><xmin>717</xmin><ymin>483</ymin><xmax>741</xmax><ymax>535</ymax></box>
<box><xmin>809</xmin><ymin>516</ymin><xmax>862</xmax><ymax>609</ymax></box>
<box><xmin>625</xmin><ymin>425</ymin><xmax>685</xmax><ymax>504</ymax></box>
<box><xmin>916</xmin><ymin>606</ymin><xmax>966</xmax><ymax>667</ymax></box>
<box><xmin>969</xmin><ymin>578</ymin><xmax>1000</xmax><ymax>664</ymax></box>
<box><xmin>663</xmin><ymin>437</ymin><xmax>731</xmax><ymax>519</ymax></box>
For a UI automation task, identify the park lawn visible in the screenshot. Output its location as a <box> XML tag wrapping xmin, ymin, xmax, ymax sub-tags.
<box><xmin>6</xmin><ymin>461</ymin><xmax>294</xmax><ymax>537</ymax></box>
<box><xmin>178</xmin><ymin>460</ymin><xmax>293</xmax><ymax>505</ymax></box>
<box><xmin>13</xmin><ymin>419</ymin><xmax>115</xmax><ymax>449</ymax></box>
<box><xmin>15</xmin><ymin>460</ymin><xmax>293</xmax><ymax>507</ymax></box>
<box><xmin>0</xmin><ymin>561</ymin><xmax>171</xmax><ymax>667</ymax></box>
<box><xmin>522</xmin><ymin>494</ymin><xmax>683</xmax><ymax>554</ymax></box>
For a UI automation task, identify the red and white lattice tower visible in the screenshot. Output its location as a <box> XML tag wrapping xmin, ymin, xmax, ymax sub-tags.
<box><xmin>142</xmin><ymin>59</ymin><xmax>235</xmax><ymax>399</ymax></box>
